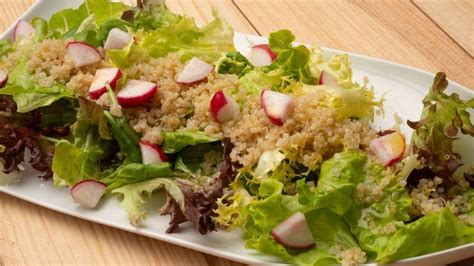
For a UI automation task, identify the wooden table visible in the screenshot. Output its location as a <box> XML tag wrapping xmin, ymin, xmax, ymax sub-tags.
<box><xmin>0</xmin><ymin>0</ymin><xmax>472</xmax><ymax>265</ymax></box>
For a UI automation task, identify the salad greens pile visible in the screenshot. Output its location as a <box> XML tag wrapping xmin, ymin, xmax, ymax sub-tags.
<box><xmin>0</xmin><ymin>0</ymin><xmax>473</xmax><ymax>265</ymax></box>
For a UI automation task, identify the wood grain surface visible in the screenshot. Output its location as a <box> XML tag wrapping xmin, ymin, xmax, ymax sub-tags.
<box><xmin>0</xmin><ymin>0</ymin><xmax>472</xmax><ymax>265</ymax></box>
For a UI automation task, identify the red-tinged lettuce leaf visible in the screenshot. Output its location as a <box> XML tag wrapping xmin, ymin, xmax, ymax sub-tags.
<box><xmin>0</xmin><ymin>95</ymin><xmax>74</xmax><ymax>180</ymax></box>
<box><xmin>0</xmin><ymin>124</ymin><xmax>54</xmax><ymax>179</ymax></box>
<box><xmin>407</xmin><ymin>72</ymin><xmax>474</xmax><ymax>187</ymax></box>
<box><xmin>161</xmin><ymin>139</ymin><xmax>238</xmax><ymax>234</ymax></box>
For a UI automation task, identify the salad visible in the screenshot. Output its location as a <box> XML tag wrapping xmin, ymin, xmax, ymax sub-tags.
<box><xmin>0</xmin><ymin>0</ymin><xmax>473</xmax><ymax>265</ymax></box>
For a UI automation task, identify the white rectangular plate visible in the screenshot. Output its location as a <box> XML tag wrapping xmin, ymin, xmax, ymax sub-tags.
<box><xmin>1</xmin><ymin>1</ymin><xmax>473</xmax><ymax>265</ymax></box>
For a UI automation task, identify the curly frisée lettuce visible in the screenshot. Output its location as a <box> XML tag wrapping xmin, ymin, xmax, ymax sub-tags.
<box><xmin>113</xmin><ymin>177</ymin><xmax>184</xmax><ymax>225</ymax></box>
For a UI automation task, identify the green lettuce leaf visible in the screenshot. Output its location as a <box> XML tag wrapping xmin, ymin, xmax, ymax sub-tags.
<box><xmin>377</xmin><ymin>208</ymin><xmax>474</xmax><ymax>262</ymax></box>
<box><xmin>0</xmin><ymin>58</ymin><xmax>74</xmax><ymax>113</ymax></box>
<box><xmin>113</xmin><ymin>177</ymin><xmax>184</xmax><ymax>225</ymax></box>
<box><xmin>47</xmin><ymin>0</ymin><xmax>129</xmax><ymax>46</ymax></box>
<box><xmin>48</xmin><ymin>0</ymin><xmax>128</xmax><ymax>36</ymax></box>
<box><xmin>30</xmin><ymin>17</ymin><xmax>51</xmax><ymax>42</ymax></box>
<box><xmin>0</xmin><ymin>40</ymin><xmax>13</xmax><ymax>57</ymax></box>
<box><xmin>297</xmin><ymin>151</ymin><xmax>411</xmax><ymax>262</ymax></box>
<box><xmin>52</xmin><ymin>101</ymin><xmax>114</xmax><ymax>187</ymax></box>
<box><xmin>161</xmin><ymin>131</ymin><xmax>219</xmax><ymax>154</ymax></box>
<box><xmin>103</xmin><ymin>110</ymin><xmax>141</xmax><ymax>163</ymax></box>
<box><xmin>297</xmin><ymin>151</ymin><xmax>367</xmax><ymax>215</ymax></box>
<box><xmin>216</xmin><ymin>51</ymin><xmax>253</xmax><ymax>77</ymax></box>
<box><xmin>101</xmin><ymin>162</ymin><xmax>173</xmax><ymax>191</ymax></box>
<box><xmin>267</xmin><ymin>30</ymin><xmax>316</xmax><ymax>85</ymax></box>
<box><xmin>237</xmin><ymin>30</ymin><xmax>318</xmax><ymax>94</ymax></box>
<box><xmin>137</xmin><ymin>10</ymin><xmax>234</xmax><ymax>63</ymax></box>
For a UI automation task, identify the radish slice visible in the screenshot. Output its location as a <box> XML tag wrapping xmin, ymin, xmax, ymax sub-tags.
<box><xmin>117</xmin><ymin>79</ymin><xmax>157</xmax><ymax>108</ymax></box>
<box><xmin>0</xmin><ymin>70</ymin><xmax>8</xmax><ymax>88</ymax></box>
<box><xmin>89</xmin><ymin>68</ymin><xmax>122</xmax><ymax>99</ymax></box>
<box><xmin>271</xmin><ymin>212</ymin><xmax>315</xmax><ymax>250</ymax></box>
<box><xmin>13</xmin><ymin>20</ymin><xmax>35</xmax><ymax>41</ymax></box>
<box><xmin>140</xmin><ymin>140</ymin><xmax>167</xmax><ymax>164</ymax></box>
<box><xmin>318</xmin><ymin>71</ymin><xmax>339</xmax><ymax>87</ymax></box>
<box><xmin>71</xmin><ymin>180</ymin><xmax>107</xmax><ymax>208</ymax></box>
<box><xmin>176</xmin><ymin>57</ymin><xmax>214</xmax><ymax>84</ymax></box>
<box><xmin>66</xmin><ymin>41</ymin><xmax>102</xmax><ymax>68</ymax></box>
<box><xmin>249</xmin><ymin>44</ymin><xmax>277</xmax><ymax>67</ymax></box>
<box><xmin>104</xmin><ymin>28</ymin><xmax>132</xmax><ymax>50</ymax></box>
<box><xmin>261</xmin><ymin>89</ymin><xmax>295</xmax><ymax>126</ymax></box>
<box><xmin>370</xmin><ymin>131</ymin><xmax>406</xmax><ymax>167</ymax></box>
<box><xmin>210</xmin><ymin>90</ymin><xmax>240</xmax><ymax>123</ymax></box>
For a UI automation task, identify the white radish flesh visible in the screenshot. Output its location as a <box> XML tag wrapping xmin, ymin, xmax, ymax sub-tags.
<box><xmin>176</xmin><ymin>57</ymin><xmax>214</xmax><ymax>84</ymax></box>
<box><xmin>71</xmin><ymin>180</ymin><xmax>107</xmax><ymax>208</ymax></box>
<box><xmin>271</xmin><ymin>212</ymin><xmax>315</xmax><ymax>250</ymax></box>
<box><xmin>249</xmin><ymin>44</ymin><xmax>277</xmax><ymax>67</ymax></box>
<box><xmin>261</xmin><ymin>90</ymin><xmax>295</xmax><ymax>126</ymax></box>
<box><xmin>104</xmin><ymin>28</ymin><xmax>132</xmax><ymax>50</ymax></box>
<box><xmin>89</xmin><ymin>68</ymin><xmax>122</xmax><ymax>99</ymax></box>
<box><xmin>117</xmin><ymin>79</ymin><xmax>157</xmax><ymax>108</ymax></box>
<box><xmin>0</xmin><ymin>70</ymin><xmax>8</xmax><ymax>88</ymax></box>
<box><xmin>318</xmin><ymin>71</ymin><xmax>339</xmax><ymax>87</ymax></box>
<box><xmin>140</xmin><ymin>140</ymin><xmax>167</xmax><ymax>165</ymax></box>
<box><xmin>67</xmin><ymin>41</ymin><xmax>102</xmax><ymax>68</ymax></box>
<box><xmin>370</xmin><ymin>131</ymin><xmax>406</xmax><ymax>167</ymax></box>
<box><xmin>13</xmin><ymin>20</ymin><xmax>35</xmax><ymax>41</ymax></box>
<box><xmin>209</xmin><ymin>90</ymin><xmax>240</xmax><ymax>123</ymax></box>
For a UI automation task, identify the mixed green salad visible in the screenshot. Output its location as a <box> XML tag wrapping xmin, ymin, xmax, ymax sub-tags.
<box><xmin>0</xmin><ymin>1</ymin><xmax>473</xmax><ymax>265</ymax></box>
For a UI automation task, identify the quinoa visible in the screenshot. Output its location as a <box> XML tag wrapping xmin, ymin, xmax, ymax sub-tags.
<box><xmin>124</xmin><ymin>54</ymin><xmax>376</xmax><ymax>169</ymax></box>
<box><xmin>410</xmin><ymin>177</ymin><xmax>472</xmax><ymax>218</ymax></box>
<box><xmin>330</xmin><ymin>245</ymin><xmax>366</xmax><ymax>266</ymax></box>
<box><xmin>23</xmin><ymin>39</ymin><xmax>109</xmax><ymax>97</ymax></box>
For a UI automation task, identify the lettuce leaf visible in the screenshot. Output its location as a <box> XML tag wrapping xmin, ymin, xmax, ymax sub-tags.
<box><xmin>101</xmin><ymin>162</ymin><xmax>173</xmax><ymax>191</ymax></box>
<box><xmin>296</xmin><ymin>151</ymin><xmax>411</xmax><ymax>262</ymax></box>
<box><xmin>216</xmin><ymin>51</ymin><xmax>253</xmax><ymax>77</ymax></box>
<box><xmin>52</xmin><ymin>101</ymin><xmax>114</xmax><ymax>187</ymax></box>
<box><xmin>377</xmin><ymin>208</ymin><xmax>474</xmax><ymax>262</ymax></box>
<box><xmin>113</xmin><ymin>178</ymin><xmax>184</xmax><ymax>225</ymax></box>
<box><xmin>237</xmin><ymin>30</ymin><xmax>318</xmax><ymax>94</ymax></box>
<box><xmin>0</xmin><ymin>58</ymin><xmax>74</xmax><ymax>113</ymax></box>
<box><xmin>103</xmin><ymin>110</ymin><xmax>141</xmax><ymax>163</ymax></box>
<box><xmin>0</xmin><ymin>40</ymin><xmax>13</xmax><ymax>57</ymax></box>
<box><xmin>267</xmin><ymin>30</ymin><xmax>316</xmax><ymax>85</ymax></box>
<box><xmin>408</xmin><ymin>72</ymin><xmax>474</xmax><ymax>187</ymax></box>
<box><xmin>48</xmin><ymin>0</ymin><xmax>128</xmax><ymax>37</ymax></box>
<box><xmin>137</xmin><ymin>10</ymin><xmax>234</xmax><ymax>63</ymax></box>
<box><xmin>161</xmin><ymin>131</ymin><xmax>219</xmax><ymax>154</ymax></box>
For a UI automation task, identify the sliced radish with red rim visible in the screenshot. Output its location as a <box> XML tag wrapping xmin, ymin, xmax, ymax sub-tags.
<box><xmin>271</xmin><ymin>212</ymin><xmax>315</xmax><ymax>250</ymax></box>
<box><xmin>71</xmin><ymin>180</ymin><xmax>107</xmax><ymax>208</ymax></box>
<box><xmin>210</xmin><ymin>90</ymin><xmax>240</xmax><ymax>123</ymax></box>
<box><xmin>89</xmin><ymin>68</ymin><xmax>122</xmax><ymax>99</ymax></box>
<box><xmin>67</xmin><ymin>41</ymin><xmax>102</xmax><ymax>68</ymax></box>
<box><xmin>0</xmin><ymin>70</ymin><xmax>8</xmax><ymax>88</ymax></box>
<box><xmin>261</xmin><ymin>89</ymin><xmax>295</xmax><ymax>126</ymax></box>
<box><xmin>176</xmin><ymin>57</ymin><xmax>214</xmax><ymax>84</ymax></box>
<box><xmin>370</xmin><ymin>131</ymin><xmax>406</xmax><ymax>167</ymax></box>
<box><xmin>249</xmin><ymin>44</ymin><xmax>276</xmax><ymax>67</ymax></box>
<box><xmin>117</xmin><ymin>79</ymin><xmax>157</xmax><ymax>108</ymax></box>
<box><xmin>140</xmin><ymin>140</ymin><xmax>167</xmax><ymax>164</ymax></box>
<box><xmin>13</xmin><ymin>20</ymin><xmax>35</xmax><ymax>41</ymax></box>
<box><xmin>318</xmin><ymin>71</ymin><xmax>339</xmax><ymax>87</ymax></box>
